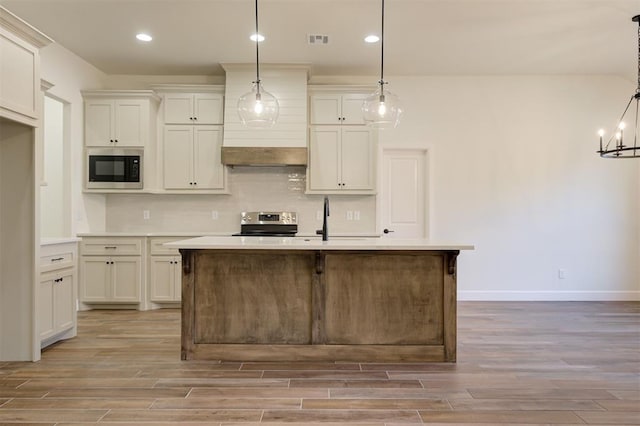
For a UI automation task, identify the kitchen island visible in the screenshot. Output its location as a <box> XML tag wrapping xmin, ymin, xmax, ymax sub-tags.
<box><xmin>166</xmin><ymin>236</ymin><xmax>473</xmax><ymax>362</ymax></box>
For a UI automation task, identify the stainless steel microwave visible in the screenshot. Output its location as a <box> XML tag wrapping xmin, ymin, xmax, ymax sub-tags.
<box><xmin>86</xmin><ymin>148</ymin><xmax>143</xmax><ymax>189</ymax></box>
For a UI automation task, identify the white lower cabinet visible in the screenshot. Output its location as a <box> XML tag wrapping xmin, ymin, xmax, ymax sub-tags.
<box><xmin>80</xmin><ymin>237</ymin><xmax>143</xmax><ymax>305</ymax></box>
<box><xmin>39</xmin><ymin>240</ymin><xmax>78</xmax><ymax>348</ymax></box>
<box><xmin>148</xmin><ymin>237</ymin><xmax>183</xmax><ymax>303</ymax></box>
<box><xmin>39</xmin><ymin>272</ymin><xmax>74</xmax><ymax>341</ymax></box>
<box><xmin>149</xmin><ymin>256</ymin><xmax>182</xmax><ymax>302</ymax></box>
<box><xmin>80</xmin><ymin>256</ymin><xmax>141</xmax><ymax>302</ymax></box>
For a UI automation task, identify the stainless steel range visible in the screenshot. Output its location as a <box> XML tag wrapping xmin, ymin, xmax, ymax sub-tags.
<box><xmin>233</xmin><ymin>211</ymin><xmax>298</xmax><ymax>237</ymax></box>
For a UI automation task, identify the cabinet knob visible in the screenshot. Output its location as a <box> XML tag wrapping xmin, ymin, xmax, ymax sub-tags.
<box><xmin>193</xmin><ymin>117</ymin><xmax>197</xmax><ymax>121</ymax></box>
<box><xmin>110</xmin><ymin>139</ymin><xmax>114</xmax><ymax>143</ymax></box>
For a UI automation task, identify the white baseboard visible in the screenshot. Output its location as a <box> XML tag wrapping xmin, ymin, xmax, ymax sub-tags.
<box><xmin>458</xmin><ymin>291</ymin><xmax>640</xmax><ymax>301</ymax></box>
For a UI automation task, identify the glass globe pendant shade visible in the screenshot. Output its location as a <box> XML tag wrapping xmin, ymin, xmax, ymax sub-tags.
<box><xmin>362</xmin><ymin>84</ymin><xmax>402</xmax><ymax>128</ymax></box>
<box><xmin>237</xmin><ymin>82</ymin><xmax>279</xmax><ymax>128</ymax></box>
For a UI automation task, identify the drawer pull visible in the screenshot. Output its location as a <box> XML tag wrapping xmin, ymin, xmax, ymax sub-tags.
<box><xmin>104</xmin><ymin>246</ymin><xmax>117</xmax><ymax>249</ymax></box>
<box><xmin>54</xmin><ymin>278</ymin><xmax>63</xmax><ymax>283</ymax></box>
<box><xmin>51</xmin><ymin>257</ymin><xmax>64</xmax><ymax>262</ymax></box>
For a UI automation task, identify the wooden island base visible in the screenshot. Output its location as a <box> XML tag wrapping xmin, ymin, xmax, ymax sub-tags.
<box><xmin>180</xmin><ymin>249</ymin><xmax>459</xmax><ymax>362</ymax></box>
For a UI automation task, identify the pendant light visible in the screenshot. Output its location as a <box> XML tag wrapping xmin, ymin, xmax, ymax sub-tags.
<box><xmin>362</xmin><ymin>0</ymin><xmax>402</xmax><ymax>128</ymax></box>
<box><xmin>237</xmin><ymin>0</ymin><xmax>279</xmax><ymax>128</ymax></box>
<box><xmin>597</xmin><ymin>15</ymin><xmax>640</xmax><ymax>158</ymax></box>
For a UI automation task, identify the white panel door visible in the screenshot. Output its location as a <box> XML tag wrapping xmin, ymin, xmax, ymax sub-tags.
<box><xmin>341</xmin><ymin>127</ymin><xmax>373</xmax><ymax>190</ymax></box>
<box><xmin>38</xmin><ymin>277</ymin><xmax>55</xmax><ymax>340</ymax></box>
<box><xmin>54</xmin><ymin>273</ymin><xmax>75</xmax><ymax>332</ymax></box>
<box><xmin>341</xmin><ymin>94</ymin><xmax>367</xmax><ymax>125</ymax></box>
<box><xmin>164</xmin><ymin>126</ymin><xmax>194</xmax><ymax>189</ymax></box>
<box><xmin>380</xmin><ymin>149</ymin><xmax>427</xmax><ymax>238</ymax></box>
<box><xmin>85</xmin><ymin>101</ymin><xmax>113</xmax><ymax>146</ymax></box>
<box><xmin>309</xmin><ymin>126</ymin><xmax>340</xmax><ymax>190</ymax></box>
<box><xmin>111</xmin><ymin>257</ymin><xmax>141</xmax><ymax>302</ymax></box>
<box><xmin>114</xmin><ymin>100</ymin><xmax>144</xmax><ymax>146</ymax></box>
<box><xmin>193</xmin><ymin>126</ymin><xmax>224</xmax><ymax>189</ymax></box>
<box><xmin>81</xmin><ymin>257</ymin><xmax>111</xmax><ymax>301</ymax></box>
<box><xmin>150</xmin><ymin>257</ymin><xmax>174</xmax><ymax>301</ymax></box>
<box><xmin>164</xmin><ymin>94</ymin><xmax>193</xmax><ymax>124</ymax></box>
<box><xmin>194</xmin><ymin>94</ymin><xmax>223</xmax><ymax>124</ymax></box>
<box><xmin>309</xmin><ymin>95</ymin><xmax>341</xmax><ymax>124</ymax></box>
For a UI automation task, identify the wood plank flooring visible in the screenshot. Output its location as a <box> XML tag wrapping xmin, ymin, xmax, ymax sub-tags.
<box><xmin>0</xmin><ymin>301</ymin><xmax>638</xmax><ymax>425</ymax></box>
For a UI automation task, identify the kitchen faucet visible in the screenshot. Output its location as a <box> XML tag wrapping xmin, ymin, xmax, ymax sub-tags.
<box><xmin>316</xmin><ymin>196</ymin><xmax>330</xmax><ymax>241</ymax></box>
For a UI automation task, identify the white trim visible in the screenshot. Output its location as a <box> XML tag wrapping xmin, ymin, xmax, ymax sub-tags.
<box><xmin>459</xmin><ymin>291</ymin><xmax>640</xmax><ymax>301</ymax></box>
<box><xmin>0</xmin><ymin>6</ymin><xmax>53</xmax><ymax>48</ymax></box>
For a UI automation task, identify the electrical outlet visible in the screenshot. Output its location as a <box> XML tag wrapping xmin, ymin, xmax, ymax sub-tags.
<box><xmin>346</xmin><ymin>211</ymin><xmax>353</xmax><ymax>220</ymax></box>
<box><xmin>558</xmin><ymin>269</ymin><xmax>567</xmax><ymax>279</ymax></box>
<box><xmin>316</xmin><ymin>210</ymin><xmax>322</xmax><ymax>221</ymax></box>
<box><xmin>143</xmin><ymin>210</ymin><xmax>150</xmax><ymax>220</ymax></box>
<box><xmin>211</xmin><ymin>210</ymin><xmax>219</xmax><ymax>220</ymax></box>
<box><xmin>354</xmin><ymin>210</ymin><xmax>360</xmax><ymax>221</ymax></box>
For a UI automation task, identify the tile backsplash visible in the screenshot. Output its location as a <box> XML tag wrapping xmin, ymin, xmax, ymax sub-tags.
<box><xmin>105</xmin><ymin>167</ymin><xmax>377</xmax><ymax>234</ymax></box>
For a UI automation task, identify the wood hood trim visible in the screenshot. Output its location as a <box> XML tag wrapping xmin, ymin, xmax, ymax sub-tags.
<box><xmin>221</xmin><ymin>147</ymin><xmax>307</xmax><ymax>166</ymax></box>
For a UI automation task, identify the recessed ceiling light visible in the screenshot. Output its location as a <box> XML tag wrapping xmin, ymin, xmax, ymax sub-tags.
<box><xmin>250</xmin><ymin>33</ymin><xmax>265</xmax><ymax>42</ymax></box>
<box><xmin>364</xmin><ymin>35</ymin><xmax>380</xmax><ymax>43</ymax></box>
<box><xmin>136</xmin><ymin>33</ymin><xmax>153</xmax><ymax>42</ymax></box>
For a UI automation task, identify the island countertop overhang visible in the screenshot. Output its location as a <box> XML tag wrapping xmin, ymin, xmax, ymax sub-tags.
<box><xmin>165</xmin><ymin>236</ymin><xmax>474</xmax><ymax>251</ymax></box>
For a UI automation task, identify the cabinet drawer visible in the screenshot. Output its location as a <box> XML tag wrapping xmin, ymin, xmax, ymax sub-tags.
<box><xmin>40</xmin><ymin>251</ymin><xmax>75</xmax><ymax>273</ymax></box>
<box><xmin>149</xmin><ymin>237</ymin><xmax>188</xmax><ymax>255</ymax></box>
<box><xmin>81</xmin><ymin>238</ymin><xmax>142</xmax><ymax>256</ymax></box>
<box><xmin>40</xmin><ymin>242</ymin><xmax>78</xmax><ymax>273</ymax></box>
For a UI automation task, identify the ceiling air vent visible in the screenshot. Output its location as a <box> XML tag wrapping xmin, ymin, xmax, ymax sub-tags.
<box><xmin>308</xmin><ymin>34</ymin><xmax>329</xmax><ymax>45</ymax></box>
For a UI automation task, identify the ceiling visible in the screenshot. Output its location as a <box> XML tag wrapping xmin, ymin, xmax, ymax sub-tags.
<box><xmin>2</xmin><ymin>0</ymin><xmax>640</xmax><ymax>79</ymax></box>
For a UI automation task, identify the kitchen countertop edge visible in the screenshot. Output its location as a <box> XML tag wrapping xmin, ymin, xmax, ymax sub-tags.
<box><xmin>165</xmin><ymin>236</ymin><xmax>474</xmax><ymax>251</ymax></box>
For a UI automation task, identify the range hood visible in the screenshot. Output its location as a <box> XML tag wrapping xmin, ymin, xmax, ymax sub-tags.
<box><xmin>221</xmin><ymin>64</ymin><xmax>309</xmax><ymax>167</ymax></box>
<box><xmin>221</xmin><ymin>146</ymin><xmax>307</xmax><ymax>166</ymax></box>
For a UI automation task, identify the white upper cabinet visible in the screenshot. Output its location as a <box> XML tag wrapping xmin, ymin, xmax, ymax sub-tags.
<box><xmin>163</xmin><ymin>125</ymin><xmax>224</xmax><ymax>190</ymax></box>
<box><xmin>0</xmin><ymin>7</ymin><xmax>52</xmax><ymax>127</ymax></box>
<box><xmin>82</xmin><ymin>91</ymin><xmax>159</xmax><ymax>148</ymax></box>
<box><xmin>310</xmin><ymin>94</ymin><xmax>367</xmax><ymax>125</ymax></box>
<box><xmin>164</xmin><ymin>93</ymin><xmax>223</xmax><ymax>125</ymax></box>
<box><xmin>308</xmin><ymin>126</ymin><xmax>375</xmax><ymax>192</ymax></box>
<box><xmin>307</xmin><ymin>86</ymin><xmax>377</xmax><ymax>194</ymax></box>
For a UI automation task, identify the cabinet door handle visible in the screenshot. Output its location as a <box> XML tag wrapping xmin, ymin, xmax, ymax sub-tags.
<box><xmin>51</xmin><ymin>257</ymin><xmax>64</xmax><ymax>262</ymax></box>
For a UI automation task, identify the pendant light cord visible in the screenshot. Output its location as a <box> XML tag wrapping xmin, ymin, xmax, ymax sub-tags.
<box><xmin>380</xmin><ymin>0</ymin><xmax>385</xmax><ymax>84</ymax></box>
<box><xmin>255</xmin><ymin>0</ymin><xmax>261</xmax><ymax>92</ymax></box>
<box><xmin>637</xmin><ymin>20</ymin><xmax>639</xmax><ymax>93</ymax></box>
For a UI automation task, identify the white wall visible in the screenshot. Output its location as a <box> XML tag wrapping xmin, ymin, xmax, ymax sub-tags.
<box><xmin>39</xmin><ymin>43</ymin><xmax>106</xmax><ymax>235</ymax></box>
<box><xmin>378</xmin><ymin>75</ymin><xmax>639</xmax><ymax>300</ymax></box>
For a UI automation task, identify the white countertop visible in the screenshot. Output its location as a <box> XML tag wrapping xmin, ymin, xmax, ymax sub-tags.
<box><xmin>41</xmin><ymin>237</ymin><xmax>81</xmax><ymax>246</ymax></box>
<box><xmin>76</xmin><ymin>232</ymin><xmax>382</xmax><ymax>238</ymax></box>
<box><xmin>165</xmin><ymin>236</ymin><xmax>474</xmax><ymax>251</ymax></box>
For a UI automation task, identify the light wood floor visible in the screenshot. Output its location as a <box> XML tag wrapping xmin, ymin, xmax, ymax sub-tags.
<box><xmin>0</xmin><ymin>302</ymin><xmax>638</xmax><ymax>425</ymax></box>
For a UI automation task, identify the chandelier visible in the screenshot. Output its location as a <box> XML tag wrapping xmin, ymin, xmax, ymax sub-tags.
<box><xmin>598</xmin><ymin>15</ymin><xmax>640</xmax><ymax>158</ymax></box>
